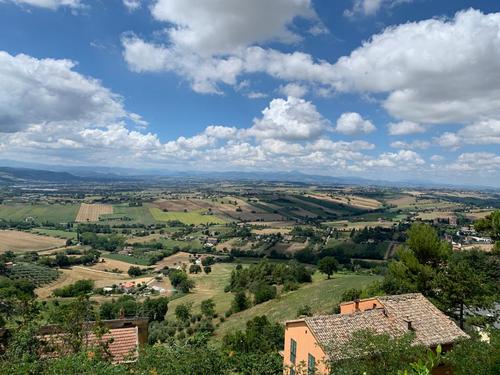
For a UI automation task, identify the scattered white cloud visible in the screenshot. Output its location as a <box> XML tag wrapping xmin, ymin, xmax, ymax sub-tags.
<box><xmin>446</xmin><ymin>152</ymin><xmax>500</xmax><ymax>173</ymax></box>
<box><xmin>335</xmin><ymin>112</ymin><xmax>376</xmax><ymax>135</ymax></box>
<box><xmin>430</xmin><ymin>155</ymin><xmax>444</xmax><ymax>162</ymax></box>
<box><xmin>279</xmin><ymin>83</ymin><xmax>309</xmax><ymax>98</ymax></box>
<box><xmin>344</xmin><ymin>0</ymin><xmax>412</xmax><ymax>18</ymax></box>
<box><xmin>390</xmin><ymin>140</ymin><xmax>430</xmax><ymax>150</ymax></box>
<box><xmin>6</xmin><ymin>0</ymin><xmax>82</xmax><ymax>9</ymax></box>
<box><xmin>246</xmin><ymin>96</ymin><xmax>330</xmax><ymax>141</ymax></box>
<box><xmin>332</xmin><ymin>9</ymin><xmax>500</xmax><ymax>125</ymax></box>
<box><xmin>246</xmin><ymin>91</ymin><xmax>268</xmax><ymax>99</ymax></box>
<box><xmin>434</xmin><ymin>119</ymin><xmax>500</xmax><ymax>149</ymax></box>
<box><xmin>455</xmin><ymin>119</ymin><xmax>500</xmax><ymax>145</ymax></box>
<box><xmin>122</xmin><ymin>0</ymin><xmax>140</xmax><ymax>11</ymax></box>
<box><xmin>387</xmin><ymin>121</ymin><xmax>425</xmax><ymax>136</ymax></box>
<box><xmin>366</xmin><ymin>149</ymin><xmax>425</xmax><ymax>168</ymax></box>
<box><xmin>150</xmin><ymin>0</ymin><xmax>316</xmax><ymax>56</ymax></box>
<box><xmin>0</xmin><ymin>51</ymin><xmax>130</xmax><ymax>133</ymax></box>
<box><xmin>435</xmin><ymin>132</ymin><xmax>461</xmax><ymax>150</ymax></box>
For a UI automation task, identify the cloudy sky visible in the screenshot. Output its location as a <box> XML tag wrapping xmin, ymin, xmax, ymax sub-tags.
<box><xmin>1</xmin><ymin>0</ymin><xmax>500</xmax><ymax>186</ymax></box>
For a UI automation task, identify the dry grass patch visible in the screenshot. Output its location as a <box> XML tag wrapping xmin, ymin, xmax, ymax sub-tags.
<box><xmin>153</xmin><ymin>251</ymin><xmax>193</xmax><ymax>270</ymax></box>
<box><xmin>0</xmin><ymin>230</ymin><xmax>65</xmax><ymax>253</ymax></box>
<box><xmin>89</xmin><ymin>257</ymin><xmax>147</xmax><ymax>273</ymax></box>
<box><xmin>75</xmin><ymin>203</ymin><xmax>113</xmax><ymax>222</ymax></box>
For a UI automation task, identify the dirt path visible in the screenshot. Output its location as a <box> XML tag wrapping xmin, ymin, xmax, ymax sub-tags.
<box><xmin>384</xmin><ymin>241</ymin><xmax>399</xmax><ymax>260</ymax></box>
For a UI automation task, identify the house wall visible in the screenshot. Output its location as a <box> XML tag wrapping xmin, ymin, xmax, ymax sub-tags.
<box><xmin>283</xmin><ymin>321</ymin><xmax>328</xmax><ymax>374</ymax></box>
<box><xmin>339</xmin><ymin>298</ymin><xmax>383</xmax><ymax>314</ymax></box>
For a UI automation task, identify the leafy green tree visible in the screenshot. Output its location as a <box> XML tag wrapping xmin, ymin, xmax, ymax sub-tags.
<box><xmin>327</xmin><ymin>330</ymin><xmax>428</xmax><ymax>375</ymax></box>
<box><xmin>203</xmin><ymin>265</ymin><xmax>212</xmax><ymax>274</ymax></box>
<box><xmin>231</xmin><ymin>291</ymin><xmax>250</xmax><ymax>313</ymax></box>
<box><xmin>175</xmin><ymin>303</ymin><xmax>192</xmax><ymax>322</ymax></box>
<box><xmin>435</xmin><ymin>250</ymin><xmax>495</xmax><ymax>328</ymax></box>
<box><xmin>474</xmin><ymin>210</ymin><xmax>500</xmax><ymax>239</ymax></box>
<box><xmin>445</xmin><ymin>329</ymin><xmax>500</xmax><ymax>375</ymax></box>
<box><xmin>406</xmin><ymin>223</ymin><xmax>451</xmax><ymax>266</ymax></box>
<box><xmin>127</xmin><ymin>266</ymin><xmax>143</xmax><ymax>277</ymax></box>
<box><xmin>189</xmin><ymin>264</ymin><xmax>201</xmax><ymax>274</ymax></box>
<box><xmin>200</xmin><ymin>299</ymin><xmax>215</xmax><ymax>318</ymax></box>
<box><xmin>141</xmin><ymin>297</ymin><xmax>168</xmax><ymax>322</ymax></box>
<box><xmin>296</xmin><ymin>304</ymin><xmax>313</xmax><ymax>317</ymax></box>
<box><xmin>252</xmin><ymin>282</ymin><xmax>277</xmax><ymax>304</ymax></box>
<box><xmin>382</xmin><ymin>248</ymin><xmax>435</xmax><ymax>296</ymax></box>
<box><xmin>53</xmin><ymin>279</ymin><xmax>94</xmax><ymax>298</ymax></box>
<box><xmin>318</xmin><ymin>256</ymin><xmax>339</xmax><ymax>279</ymax></box>
<box><xmin>222</xmin><ymin>316</ymin><xmax>284</xmax><ymax>354</ymax></box>
<box><xmin>340</xmin><ymin>288</ymin><xmax>362</xmax><ymax>303</ymax></box>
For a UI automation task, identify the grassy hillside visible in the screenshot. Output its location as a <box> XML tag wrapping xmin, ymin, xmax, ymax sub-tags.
<box><xmin>214</xmin><ymin>272</ymin><xmax>381</xmax><ymax>339</ymax></box>
<box><xmin>165</xmin><ymin>263</ymin><xmax>381</xmax><ymax>339</ymax></box>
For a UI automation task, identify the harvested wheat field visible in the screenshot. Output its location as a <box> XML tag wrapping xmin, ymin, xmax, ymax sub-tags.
<box><xmin>306</xmin><ymin>193</ymin><xmax>382</xmax><ymax>210</ymax></box>
<box><xmin>89</xmin><ymin>257</ymin><xmax>148</xmax><ymax>273</ymax></box>
<box><xmin>75</xmin><ymin>203</ymin><xmax>113</xmax><ymax>222</ymax></box>
<box><xmin>0</xmin><ymin>230</ymin><xmax>65</xmax><ymax>253</ymax></box>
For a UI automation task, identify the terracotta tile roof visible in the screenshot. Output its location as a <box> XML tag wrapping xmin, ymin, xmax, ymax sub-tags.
<box><xmin>377</xmin><ymin>293</ymin><xmax>468</xmax><ymax>347</ymax></box>
<box><xmin>302</xmin><ymin>293</ymin><xmax>467</xmax><ymax>355</ymax></box>
<box><xmin>40</xmin><ymin>326</ymin><xmax>139</xmax><ymax>363</ymax></box>
<box><xmin>98</xmin><ymin>326</ymin><xmax>139</xmax><ymax>363</ymax></box>
<box><xmin>305</xmin><ymin>309</ymin><xmax>406</xmax><ymax>353</ymax></box>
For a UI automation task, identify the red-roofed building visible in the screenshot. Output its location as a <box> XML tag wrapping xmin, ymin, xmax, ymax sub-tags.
<box><xmin>283</xmin><ymin>294</ymin><xmax>467</xmax><ymax>375</ymax></box>
<box><xmin>38</xmin><ymin>318</ymin><xmax>148</xmax><ymax>363</ymax></box>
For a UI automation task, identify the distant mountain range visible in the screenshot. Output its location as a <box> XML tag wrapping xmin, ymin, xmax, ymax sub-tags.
<box><xmin>0</xmin><ymin>160</ymin><xmax>497</xmax><ymax>190</ymax></box>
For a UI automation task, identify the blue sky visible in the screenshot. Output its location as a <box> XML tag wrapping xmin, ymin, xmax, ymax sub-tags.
<box><xmin>0</xmin><ymin>0</ymin><xmax>500</xmax><ymax>186</ymax></box>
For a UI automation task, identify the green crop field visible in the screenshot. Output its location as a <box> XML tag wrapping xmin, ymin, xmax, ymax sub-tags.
<box><xmin>165</xmin><ymin>262</ymin><xmax>381</xmax><ymax>338</ymax></box>
<box><xmin>99</xmin><ymin>204</ymin><xmax>158</xmax><ymax>225</ymax></box>
<box><xmin>102</xmin><ymin>252</ymin><xmax>151</xmax><ymax>266</ymax></box>
<box><xmin>0</xmin><ymin>204</ymin><xmax>79</xmax><ymax>223</ymax></box>
<box><xmin>149</xmin><ymin>208</ymin><xmax>226</xmax><ymax>225</ymax></box>
<box><xmin>158</xmin><ymin>238</ymin><xmax>203</xmax><ymax>251</ymax></box>
<box><xmin>31</xmin><ymin>228</ymin><xmax>78</xmax><ymax>240</ymax></box>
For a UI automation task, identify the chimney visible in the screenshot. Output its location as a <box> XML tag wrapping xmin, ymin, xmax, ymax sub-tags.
<box><xmin>354</xmin><ymin>299</ymin><xmax>360</xmax><ymax>311</ymax></box>
<box><xmin>404</xmin><ymin>317</ymin><xmax>414</xmax><ymax>331</ymax></box>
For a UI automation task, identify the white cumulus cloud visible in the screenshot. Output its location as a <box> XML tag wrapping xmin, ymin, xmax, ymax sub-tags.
<box><xmin>335</xmin><ymin>112</ymin><xmax>376</xmax><ymax>135</ymax></box>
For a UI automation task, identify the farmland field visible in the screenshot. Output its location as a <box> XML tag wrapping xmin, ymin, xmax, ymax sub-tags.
<box><xmin>101</xmin><ymin>204</ymin><xmax>157</xmax><ymax>225</ymax></box>
<box><xmin>75</xmin><ymin>203</ymin><xmax>113</xmax><ymax>222</ymax></box>
<box><xmin>149</xmin><ymin>207</ymin><xmax>226</xmax><ymax>225</ymax></box>
<box><xmin>0</xmin><ymin>203</ymin><xmax>79</xmax><ymax>223</ymax></box>
<box><xmin>102</xmin><ymin>252</ymin><xmax>153</xmax><ymax>266</ymax></box>
<box><xmin>0</xmin><ymin>230</ymin><xmax>65</xmax><ymax>252</ymax></box>
<box><xmin>306</xmin><ymin>193</ymin><xmax>382</xmax><ymax>210</ymax></box>
<box><xmin>31</xmin><ymin>228</ymin><xmax>78</xmax><ymax>240</ymax></box>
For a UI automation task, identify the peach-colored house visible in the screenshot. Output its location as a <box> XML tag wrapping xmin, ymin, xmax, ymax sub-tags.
<box><xmin>283</xmin><ymin>293</ymin><xmax>467</xmax><ymax>375</ymax></box>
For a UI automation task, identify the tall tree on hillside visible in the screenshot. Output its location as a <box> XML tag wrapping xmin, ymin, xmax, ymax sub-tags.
<box><xmin>435</xmin><ymin>250</ymin><xmax>494</xmax><ymax>329</ymax></box>
<box><xmin>475</xmin><ymin>210</ymin><xmax>500</xmax><ymax>239</ymax></box>
<box><xmin>318</xmin><ymin>256</ymin><xmax>339</xmax><ymax>279</ymax></box>
<box><xmin>406</xmin><ymin>223</ymin><xmax>451</xmax><ymax>266</ymax></box>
